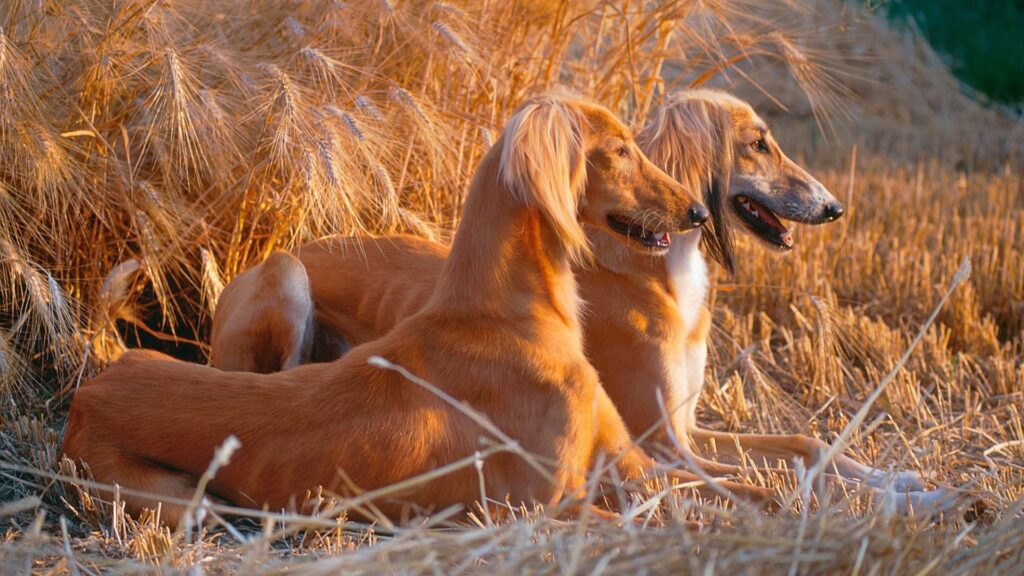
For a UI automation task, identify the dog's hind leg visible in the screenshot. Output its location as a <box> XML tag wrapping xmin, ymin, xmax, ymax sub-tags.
<box><xmin>211</xmin><ymin>251</ymin><xmax>314</xmax><ymax>373</ymax></box>
<box><xmin>68</xmin><ymin>443</ymin><xmax>200</xmax><ymax>528</ymax></box>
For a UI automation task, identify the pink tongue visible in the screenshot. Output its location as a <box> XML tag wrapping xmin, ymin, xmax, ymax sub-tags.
<box><xmin>661</xmin><ymin>232</ymin><xmax>671</xmax><ymax>245</ymax></box>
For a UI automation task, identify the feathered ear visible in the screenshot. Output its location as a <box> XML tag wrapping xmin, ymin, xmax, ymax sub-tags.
<box><xmin>701</xmin><ymin>176</ymin><xmax>735</xmax><ymax>274</ymax></box>
<box><xmin>637</xmin><ymin>91</ymin><xmax>736</xmax><ymax>274</ymax></box>
<box><xmin>499</xmin><ymin>96</ymin><xmax>590</xmax><ymax>265</ymax></box>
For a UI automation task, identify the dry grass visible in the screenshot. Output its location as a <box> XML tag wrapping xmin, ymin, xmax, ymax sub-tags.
<box><xmin>0</xmin><ymin>0</ymin><xmax>1022</xmax><ymax>574</ymax></box>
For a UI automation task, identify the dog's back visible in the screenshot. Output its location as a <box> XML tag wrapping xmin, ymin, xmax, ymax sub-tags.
<box><xmin>296</xmin><ymin>235</ymin><xmax>447</xmax><ymax>352</ymax></box>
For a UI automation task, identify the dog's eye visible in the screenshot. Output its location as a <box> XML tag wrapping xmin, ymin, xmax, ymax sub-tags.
<box><xmin>751</xmin><ymin>138</ymin><xmax>769</xmax><ymax>154</ymax></box>
<box><xmin>617</xmin><ymin>146</ymin><xmax>630</xmax><ymax>157</ymax></box>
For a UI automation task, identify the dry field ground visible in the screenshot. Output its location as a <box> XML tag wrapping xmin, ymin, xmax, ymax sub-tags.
<box><xmin>0</xmin><ymin>0</ymin><xmax>1021</xmax><ymax>573</ymax></box>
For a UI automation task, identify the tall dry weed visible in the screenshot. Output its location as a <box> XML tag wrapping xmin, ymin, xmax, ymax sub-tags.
<box><xmin>0</xmin><ymin>0</ymin><xmax>1021</xmax><ymax>572</ymax></box>
<box><xmin>0</xmin><ymin>0</ymin><xmax>859</xmax><ymax>400</ymax></box>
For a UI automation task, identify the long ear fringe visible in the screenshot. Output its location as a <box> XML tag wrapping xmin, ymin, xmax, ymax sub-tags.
<box><xmin>499</xmin><ymin>96</ymin><xmax>590</xmax><ymax>265</ymax></box>
<box><xmin>702</xmin><ymin>177</ymin><xmax>735</xmax><ymax>274</ymax></box>
<box><xmin>637</xmin><ymin>91</ymin><xmax>736</xmax><ymax>274</ymax></box>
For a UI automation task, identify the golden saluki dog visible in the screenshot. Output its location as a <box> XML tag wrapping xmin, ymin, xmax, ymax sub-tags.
<box><xmin>63</xmin><ymin>93</ymin><xmax>775</xmax><ymax>528</ymax></box>
<box><xmin>213</xmin><ymin>90</ymin><xmax>940</xmax><ymax>505</ymax></box>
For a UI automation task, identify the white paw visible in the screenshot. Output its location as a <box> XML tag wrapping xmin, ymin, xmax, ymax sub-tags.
<box><xmin>884</xmin><ymin>485</ymin><xmax>960</xmax><ymax>517</ymax></box>
<box><xmin>864</xmin><ymin>468</ymin><xmax>927</xmax><ymax>492</ymax></box>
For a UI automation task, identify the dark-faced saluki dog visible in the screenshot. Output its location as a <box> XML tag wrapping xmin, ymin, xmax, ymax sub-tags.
<box><xmin>211</xmin><ymin>90</ymin><xmax>947</xmax><ymax>510</ymax></box>
<box><xmin>63</xmin><ymin>92</ymin><xmax>780</xmax><ymax>528</ymax></box>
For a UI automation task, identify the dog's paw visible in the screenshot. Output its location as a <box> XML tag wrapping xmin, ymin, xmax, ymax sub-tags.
<box><xmin>863</xmin><ymin>468</ymin><xmax>927</xmax><ymax>492</ymax></box>
<box><xmin>884</xmin><ymin>485</ymin><xmax>969</xmax><ymax>519</ymax></box>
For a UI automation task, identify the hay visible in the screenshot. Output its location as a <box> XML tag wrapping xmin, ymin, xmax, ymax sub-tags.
<box><xmin>0</xmin><ymin>0</ymin><xmax>1022</xmax><ymax>573</ymax></box>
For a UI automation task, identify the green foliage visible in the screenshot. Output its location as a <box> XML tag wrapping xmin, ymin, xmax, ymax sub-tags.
<box><xmin>886</xmin><ymin>0</ymin><xmax>1024</xmax><ymax>106</ymax></box>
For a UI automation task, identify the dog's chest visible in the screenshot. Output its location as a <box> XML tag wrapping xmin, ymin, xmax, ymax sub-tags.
<box><xmin>662</xmin><ymin>231</ymin><xmax>709</xmax><ymax>431</ymax></box>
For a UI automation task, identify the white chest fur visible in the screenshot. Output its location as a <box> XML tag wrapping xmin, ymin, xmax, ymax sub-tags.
<box><xmin>663</xmin><ymin>230</ymin><xmax>709</xmax><ymax>434</ymax></box>
<box><xmin>665</xmin><ymin>230</ymin><xmax>708</xmax><ymax>333</ymax></box>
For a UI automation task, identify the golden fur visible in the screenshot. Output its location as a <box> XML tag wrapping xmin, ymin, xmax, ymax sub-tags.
<box><xmin>210</xmin><ymin>90</ymin><xmax>936</xmax><ymax>500</ymax></box>
<box><xmin>64</xmin><ymin>93</ymin><xmax>770</xmax><ymax>528</ymax></box>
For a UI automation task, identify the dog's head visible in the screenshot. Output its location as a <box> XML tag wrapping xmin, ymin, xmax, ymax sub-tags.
<box><xmin>501</xmin><ymin>92</ymin><xmax>707</xmax><ymax>263</ymax></box>
<box><xmin>638</xmin><ymin>89</ymin><xmax>843</xmax><ymax>273</ymax></box>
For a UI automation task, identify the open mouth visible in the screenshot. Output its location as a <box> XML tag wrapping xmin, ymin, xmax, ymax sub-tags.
<box><xmin>733</xmin><ymin>195</ymin><xmax>793</xmax><ymax>250</ymax></box>
<box><xmin>606</xmin><ymin>214</ymin><xmax>671</xmax><ymax>250</ymax></box>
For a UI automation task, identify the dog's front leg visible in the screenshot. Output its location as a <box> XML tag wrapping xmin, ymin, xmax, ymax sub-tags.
<box><xmin>593</xmin><ymin>385</ymin><xmax>776</xmax><ymax>507</ymax></box>
<box><xmin>686</xmin><ymin>427</ymin><xmax>927</xmax><ymax>492</ymax></box>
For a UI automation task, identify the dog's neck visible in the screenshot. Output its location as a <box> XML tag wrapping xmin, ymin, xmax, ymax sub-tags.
<box><xmin>586</xmin><ymin>228</ymin><xmax>708</xmax><ymax>335</ymax></box>
<box><xmin>664</xmin><ymin>230</ymin><xmax>709</xmax><ymax>333</ymax></box>
<box><xmin>431</xmin><ymin>146</ymin><xmax>582</xmax><ymax>334</ymax></box>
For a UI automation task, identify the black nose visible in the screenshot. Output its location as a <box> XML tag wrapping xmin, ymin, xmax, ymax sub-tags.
<box><xmin>823</xmin><ymin>202</ymin><xmax>844</xmax><ymax>221</ymax></box>
<box><xmin>688</xmin><ymin>205</ymin><xmax>709</xmax><ymax>226</ymax></box>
